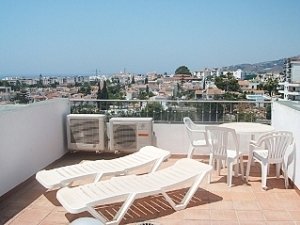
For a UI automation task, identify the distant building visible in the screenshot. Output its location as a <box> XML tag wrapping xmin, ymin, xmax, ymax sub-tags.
<box><xmin>0</xmin><ymin>86</ymin><xmax>12</xmax><ymax>102</ymax></box>
<box><xmin>238</xmin><ymin>80</ymin><xmax>250</xmax><ymax>91</ymax></box>
<box><xmin>173</xmin><ymin>73</ymin><xmax>193</xmax><ymax>82</ymax></box>
<box><xmin>0</xmin><ymin>86</ymin><xmax>11</xmax><ymax>93</ymax></box>
<box><xmin>202</xmin><ymin>87</ymin><xmax>224</xmax><ymax>100</ymax></box>
<box><xmin>238</xmin><ymin>80</ymin><xmax>259</xmax><ymax>92</ymax></box>
<box><xmin>125</xmin><ymin>88</ymin><xmax>138</xmax><ymax>100</ymax></box>
<box><xmin>194</xmin><ymin>89</ymin><xmax>204</xmax><ymax>99</ymax></box>
<box><xmin>278</xmin><ymin>57</ymin><xmax>300</xmax><ymax>100</ymax></box>
<box><xmin>284</xmin><ymin>57</ymin><xmax>300</xmax><ymax>82</ymax></box>
<box><xmin>233</xmin><ymin>69</ymin><xmax>246</xmax><ymax>80</ymax></box>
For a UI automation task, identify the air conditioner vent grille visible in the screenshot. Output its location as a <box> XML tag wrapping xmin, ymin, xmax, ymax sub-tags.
<box><xmin>109</xmin><ymin>118</ymin><xmax>153</xmax><ymax>153</ymax></box>
<box><xmin>69</xmin><ymin>119</ymin><xmax>100</xmax><ymax>144</ymax></box>
<box><xmin>113</xmin><ymin>124</ymin><xmax>136</xmax><ymax>149</ymax></box>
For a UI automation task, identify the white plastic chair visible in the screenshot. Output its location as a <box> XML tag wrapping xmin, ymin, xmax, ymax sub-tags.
<box><xmin>205</xmin><ymin>126</ymin><xmax>244</xmax><ymax>187</ymax></box>
<box><xmin>183</xmin><ymin>117</ymin><xmax>209</xmax><ymax>158</ymax></box>
<box><xmin>246</xmin><ymin>131</ymin><xmax>294</xmax><ymax>189</ymax></box>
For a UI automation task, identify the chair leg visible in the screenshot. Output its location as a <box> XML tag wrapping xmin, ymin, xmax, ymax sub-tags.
<box><xmin>239</xmin><ymin>155</ymin><xmax>244</xmax><ymax>180</ymax></box>
<box><xmin>276</xmin><ymin>163</ymin><xmax>281</xmax><ymax>178</ymax></box>
<box><xmin>282</xmin><ymin>162</ymin><xmax>289</xmax><ymax>189</ymax></box>
<box><xmin>227</xmin><ymin>161</ymin><xmax>233</xmax><ymax>187</ymax></box>
<box><xmin>222</xmin><ymin>160</ymin><xmax>226</xmax><ymax>169</ymax></box>
<box><xmin>233</xmin><ymin>158</ymin><xmax>239</xmax><ymax>177</ymax></box>
<box><xmin>261</xmin><ymin>162</ymin><xmax>268</xmax><ymax>189</ymax></box>
<box><xmin>246</xmin><ymin>154</ymin><xmax>253</xmax><ymax>182</ymax></box>
<box><xmin>187</xmin><ymin>145</ymin><xmax>194</xmax><ymax>158</ymax></box>
<box><xmin>208</xmin><ymin>154</ymin><xmax>214</xmax><ymax>184</ymax></box>
<box><xmin>217</xmin><ymin>159</ymin><xmax>221</xmax><ymax>176</ymax></box>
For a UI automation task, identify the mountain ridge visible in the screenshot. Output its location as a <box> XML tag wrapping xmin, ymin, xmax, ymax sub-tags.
<box><xmin>222</xmin><ymin>55</ymin><xmax>300</xmax><ymax>74</ymax></box>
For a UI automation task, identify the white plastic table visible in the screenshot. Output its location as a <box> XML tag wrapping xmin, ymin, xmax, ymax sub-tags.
<box><xmin>219</xmin><ymin>123</ymin><xmax>275</xmax><ymax>151</ymax></box>
<box><xmin>219</xmin><ymin>122</ymin><xmax>275</xmax><ymax>136</ymax></box>
<box><xmin>219</xmin><ymin>122</ymin><xmax>275</xmax><ymax>174</ymax></box>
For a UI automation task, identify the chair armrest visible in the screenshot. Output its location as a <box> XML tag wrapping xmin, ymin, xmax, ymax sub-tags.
<box><xmin>187</xmin><ymin>129</ymin><xmax>209</xmax><ymax>144</ymax></box>
<box><xmin>190</xmin><ymin>129</ymin><xmax>206</xmax><ymax>134</ymax></box>
<box><xmin>249</xmin><ymin>140</ymin><xmax>259</xmax><ymax>148</ymax></box>
<box><xmin>249</xmin><ymin>140</ymin><xmax>260</xmax><ymax>155</ymax></box>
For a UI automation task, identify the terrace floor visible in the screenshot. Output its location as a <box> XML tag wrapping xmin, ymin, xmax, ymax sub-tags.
<box><xmin>1</xmin><ymin>152</ymin><xmax>300</xmax><ymax>225</ymax></box>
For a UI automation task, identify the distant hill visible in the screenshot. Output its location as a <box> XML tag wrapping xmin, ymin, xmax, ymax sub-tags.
<box><xmin>222</xmin><ymin>55</ymin><xmax>300</xmax><ymax>74</ymax></box>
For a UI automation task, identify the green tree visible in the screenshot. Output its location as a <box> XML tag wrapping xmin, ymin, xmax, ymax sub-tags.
<box><xmin>144</xmin><ymin>77</ymin><xmax>148</xmax><ymax>84</ymax></box>
<box><xmin>184</xmin><ymin>90</ymin><xmax>195</xmax><ymax>99</ymax></box>
<box><xmin>37</xmin><ymin>74</ymin><xmax>44</xmax><ymax>88</ymax></box>
<box><xmin>100</xmin><ymin>81</ymin><xmax>109</xmax><ymax>99</ymax></box>
<box><xmin>71</xmin><ymin>104</ymin><xmax>100</xmax><ymax>114</ymax></box>
<box><xmin>194</xmin><ymin>102</ymin><xmax>224</xmax><ymax>122</ymax></box>
<box><xmin>264</xmin><ymin>77</ymin><xmax>278</xmax><ymax>96</ymax></box>
<box><xmin>50</xmin><ymin>82</ymin><xmax>59</xmax><ymax>88</ymax></box>
<box><xmin>0</xmin><ymin>80</ymin><xmax>9</xmax><ymax>86</ymax></box>
<box><xmin>141</xmin><ymin>102</ymin><xmax>163</xmax><ymax>120</ymax></box>
<box><xmin>131</xmin><ymin>76</ymin><xmax>135</xmax><ymax>84</ymax></box>
<box><xmin>13</xmin><ymin>80</ymin><xmax>22</xmax><ymax>91</ymax></box>
<box><xmin>96</xmin><ymin>81</ymin><xmax>102</xmax><ymax>109</ymax></box>
<box><xmin>175</xmin><ymin>65</ymin><xmax>192</xmax><ymax>75</ymax></box>
<box><xmin>257</xmin><ymin>83</ymin><xmax>264</xmax><ymax>90</ymax></box>
<box><xmin>96</xmin><ymin>81</ymin><xmax>102</xmax><ymax>99</ymax></box>
<box><xmin>148</xmin><ymin>91</ymin><xmax>155</xmax><ymax>97</ymax></box>
<box><xmin>138</xmin><ymin>91</ymin><xmax>148</xmax><ymax>100</ymax></box>
<box><xmin>215</xmin><ymin>73</ymin><xmax>240</xmax><ymax>92</ymax></box>
<box><xmin>107</xmin><ymin>83</ymin><xmax>124</xmax><ymax>99</ymax></box>
<box><xmin>96</xmin><ymin>81</ymin><xmax>109</xmax><ymax>110</ymax></box>
<box><xmin>78</xmin><ymin>82</ymin><xmax>91</xmax><ymax>95</ymax></box>
<box><xmin>15</xmin><ymin>89</ymin><xmax>30</xmax><ymax>104</ymax></box>
<box><xmin>176</xmin><ymin>83</ymin><xmax>182</xmax><ymax>98</ymax></box>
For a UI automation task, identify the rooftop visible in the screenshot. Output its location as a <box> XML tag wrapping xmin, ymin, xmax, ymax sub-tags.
<box><xmin>1</xmin><ymin>153</ymin><xmax>300</xmax><ymax>225</ymax></box>
<box><xmin>1</xmin><ymin>99</ymin><xmax>300</xmax><ymax>225</ymax></box>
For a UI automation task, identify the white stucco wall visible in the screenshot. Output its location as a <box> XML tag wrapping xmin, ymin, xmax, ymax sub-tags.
<box><xmin>272</xmin><ymin>101</ymin><xmax>300</xmax><ymax>188</ymax></box>
<box><xmin>0</xmin><ymin>99</ymin><xmax>70</xmax><ymax>197</ymax></box>
<box><xmin>153</xmin><ymin>123</ymin><xmax>210</xmax><ymax>155</ymax></box>
<box><xmin>154</xmin><ymin>123</ymin><xmax>189</xmax><ymax>155</ymax></box>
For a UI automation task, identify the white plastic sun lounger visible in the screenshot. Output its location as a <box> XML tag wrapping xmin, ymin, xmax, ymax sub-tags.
<box><xmin>36</xmin><ymin>146</ymin><xmax>170</xmax><ymax>190</ymax></box>
<box><xmin>57</xmin><ymin>158</ymin><xmax>212</xmax><ymax>225</ymax></box>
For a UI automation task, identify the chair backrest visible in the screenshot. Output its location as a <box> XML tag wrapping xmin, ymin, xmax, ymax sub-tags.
<box><xmin>183</xmin><ymin>117</ymin><xmax>201</xmax><ymax>130</ymax></box>
<box><xmin>256</xmin><ymin>131</ymin><xmax>293</xmax><ymax>160</ymax></box>
<box><xmin>205</xmin><ymin>126</ymin><xmax>239</xmax><ymax>157</ymax></box>
<box><xmin>183</xmin><ymin>117</ymin><xmax>207</xmax><ymax>146</ymax></box>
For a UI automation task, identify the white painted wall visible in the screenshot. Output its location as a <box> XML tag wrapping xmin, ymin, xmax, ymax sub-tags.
<box><xmin>154</xmin><ymin>123</ymin><xmax>210</xmax><ymax>155</ymax></box>
<box><xmin>0</xmin><ymin>99</ymin><xmax>70</xmax><ymax>197</ymax></box>
<box><xmin>272</xmin><ymin>101</ymin><xmax>300</xmax><ymax>188</ymax></box>
<box><xmin>154</xmin><ymin>124</ymin><xmax>189</xmax><ymax>155</ymax></box>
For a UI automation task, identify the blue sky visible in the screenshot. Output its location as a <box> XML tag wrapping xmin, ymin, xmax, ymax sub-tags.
<box><xmin>1</xmin><ymin>0</ymin><xmax>300</xmax><ymax>76</ymax></box>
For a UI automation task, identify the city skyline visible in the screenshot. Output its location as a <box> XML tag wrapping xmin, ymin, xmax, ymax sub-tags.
<box><xmin>1</xmin><ymin>0</ymin><xmax>300</xmax><ymax>76</ymax></box>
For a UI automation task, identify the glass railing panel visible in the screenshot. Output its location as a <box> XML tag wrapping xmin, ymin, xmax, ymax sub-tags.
<box><xmin>69</xmin><ymin>99</ymin><xmax>272</xmax><ymax>124</ymax></box>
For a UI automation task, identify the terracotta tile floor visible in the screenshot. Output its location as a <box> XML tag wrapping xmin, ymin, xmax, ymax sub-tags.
<box><xmin>1</xmin><ymin>152</ymin><xmax>300</xmax><ymax>225</ymax></box>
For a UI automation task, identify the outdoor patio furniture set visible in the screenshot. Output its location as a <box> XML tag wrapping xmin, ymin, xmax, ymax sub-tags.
<box><xmin>35</xmin><ymin>118</ymin><xmax>294</xmax><ymax>225</ymax></box>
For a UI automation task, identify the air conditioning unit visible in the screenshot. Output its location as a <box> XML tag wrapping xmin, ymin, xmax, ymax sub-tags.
<box><xmin>67</xmin><ymin>114</ymin><xmax>107</xmax><ymax>152</ymax></box>
<box><xmin>109</xmin><ymin>117</ymin><xmax>153</xmax><ymax>153</ymax></box>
